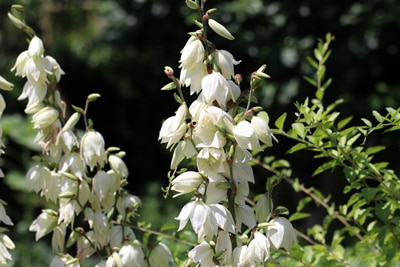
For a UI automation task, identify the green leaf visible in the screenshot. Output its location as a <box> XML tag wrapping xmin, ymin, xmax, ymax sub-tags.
<box><xmin>312</xmin><ymin>159</ymin><xmax>336</xmax><ymax>176</ymax></box>
<box><xmin>274</xmin><ymin>112</ymin><xmax>287</xmax><ymax>130</ymax></box>
<box><xmin>361</xmin><ymin>118</ymin><xmax>372</xmax><ymax>127</ymax></box>
<box><xmin>337</xmin><ymin>116</ymin><xmax>353</xmax><ymax>130</ymax></box>
<box><xmin>291</xmin><ymin>122</ymin><xmax>306</xmax><ymax>139</ymax></box>
<box><xmin>303</xmin><ymin>75</ymin><xmax>317</xmax><ymax>87</ymax></box>
<box><xmin>286</xmin><ymin>143</ymin><xmax>308</xmax><ymax>154</ymax></box>
<box><xmin>375</xmin><ymin>202</ymin><xmax>391</xmax><ymax>223</ymax></box>
<box><xmin>365</xmin><ymin>145</ymin><xmax>385</xmax><ymax>155</ymax></box>
<box><xmin>289</xmin><ymin>212</ymin><xmax>310</xmax><ymax>221</ymax></box>
<box><xmin>361</xmin><ymin>188</ymin><xmax>376</xmax><ymax>204</ymax></box>
<box><xmin>306</xmin><ymin>56</ymin><xmax>319</xmax><ymax>69</ymax></box>
<box><xmin>372</xmin><ymin>110</ymin><xmax>383</xmax><ymax>123</ymax></box>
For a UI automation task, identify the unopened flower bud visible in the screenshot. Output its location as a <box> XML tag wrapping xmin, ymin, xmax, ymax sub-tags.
<box><xmin>0</xmin><ymin>76</ymin><xmax>14</xmax><ymax>91</ymax></box>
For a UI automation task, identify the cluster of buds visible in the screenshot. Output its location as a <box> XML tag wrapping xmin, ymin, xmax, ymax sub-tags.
<box><xmin>7</xmin><ymin>6</ymin><xmax>172</xmax><ymax>266</ymax></box>
<box><xmin>0</xmin><ymin>76</ymin><xmax>15</xmax><ymax>265</ymax></box>
<box><xmin>159</xmin><ymin>0</ymin><xmax>297</xmax><ymax>265</ymax></box>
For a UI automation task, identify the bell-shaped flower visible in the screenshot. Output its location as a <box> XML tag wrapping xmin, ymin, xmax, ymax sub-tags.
<box><xmin>232</xmin><ymin>245</ymin><xmax>248</xmax><ymax>267</ymax></box>
<box><xmin>25</xmin><ymin>164</ymin><xmax>52</xmax><ymax>194</ymax></box>
<box><xmin>76</xmin><ymin>231</ymin><xmax>96</xmax><ymax>261</ymax></box>
<box><xmin>200</xmin><ymin>71</ymin><xmax>232</xmax><ymax>108</ymax></box>
<box><xmin>246</xmin><ymin>232</ymin><xmax>270</xmax><ymax>265</ymax></box>
<box><xmin>92</xmin><ymin>211</ymin><xmax>111</xmax><ymax>248</ymax></box>
<box><xmin>170</xmin><ymin>171</ymin><xmax>204</xmax><ymax>197</ymax></box>
<box><xmin>18</xmin><ymin>80</ymin><xmax>47</xmax><ymax>113</ymax></box>
<box><xmin>159</xmin><ymin>103</ymin><xmax>188</xmax><ymax>149</ymax></box>
<box><xmin>28</xmin><ymin>36</ymin><xmax>45</xmax><ymax>57</ymax></box>
<box><xmin>197</xmin><ymin>147</ymin><xmax>229</xmax><ymax>179</ymax></box>
<box><xmin>108</xmin><ymin>154</ymin><xmax>129</xmax><ymax>178</ymax></box>
<box><xmin>58</xmin><ymin>199</ymin><xmax>76</xmax><ymax>226</ymax></box>
<box><xmin>235</xmin><ymin>203</ymin><xmax>256</xmax><ymax>231</ymax></box>
<box><xmin>93</xmin><ymin>171</ymin><xmax>113</xmax><ymax>202</ymax></box>
<box><xmin>118</xmin><ymin>242</ymin><xmax>145</xmax><ymax>267</ymax></box>
<box><xmin>51</xmin><ymin>224</ymin><xmax>66</xmax><ymax>253</ymax></box>
<box><xmin>46</xmin><ymin>55</ymin><xmax>65</xmax><ymax>82</ymax></box>
<box><xmin>231</xmin><ymin>146</ymin><xmax>254</xmax><ymax>184</ymax></box>
<box><xmin>267</xmin><ymin>217</ymin><xmax>297</xmax><ymax>251</ymax></box>
<box><xmin>29</xmin><ymin>209</ymin><xmax>58</xmax><ymax>240</ymax></box>
<box><xmin>110</xmin><ymin>225</ymin><xmax>135</xmax><ymax>249</ymax></box>
<box><xmin>213</xmin><ymin>49</ymin><xmax>241</xmax><ymax>79</ymax></box>
<box><xmin>179</xmin><ymin>35</ymin><xmax>207</xmax><ymax>94</ymax></box>
<box><xmin>59</xmin><ymin>152</ymin><xmax>86</xmax><ymax>180</ymax></box>
<box><xmin>251</xmin><ymin>115</ymin><xmax>273</xmax><ymax>147</ymax></box>
<box><xmin>0</xmin><ymin>234</ymin><xmax>14</xmax><ymax>265</ymax></box>
<box><xmin>176</xmin><ymin>198</ymin><xmax>219</xmax><ymax>238</ymax></box>
<box><xmin>148</xmin><ymin>242</ymin><xmax>173</xmax><ymax>267</ymax></box>
<box><xmin>80</xmin><ymin>130</ymin><xmax>106</xmax><ymax>171</ymax></box>
<box><xmin>233</xmin><ymin>120</ymin><xmax>262</xmax><ymax>151</ymax></box>
<box><xmin>192</xmin><ymin>105</ymin><xmax>233</xmax><ymax>148</ymax></box>
<box><xmin>32</xmin><ymin>106</ymin><xmax>59</xmax><ymax>129</ymax></box>
<box><xmin>210</xmin><ymin>204</ymin><xmax>235</xmax><ymax>233</ymax></box>
<box><xmin>215</xmin><ymin>230</ymin><xmax>233</xmax><ymax>265</ymax></box>
<box><xmin>116</xmin><ymin>194</ymin><xmax>141</xmax><ymax>218</ymax></box>
<box><xmin>188</xmin><ymin>241</ymin><xmax>215</xmax><ymax>267</ymax></box>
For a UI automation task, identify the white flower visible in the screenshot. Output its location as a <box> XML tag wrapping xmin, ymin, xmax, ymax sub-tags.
<box><xmin>200</xmin><ymin>71</ymin><xmax>231</xmax><ymax>108</ymax></box>
<box><xmin>29</xmin><ymin>210</ymin><xmax>58</xmax><ymax>240</ymax></box>
<box><xmin>267</xmin><ymin>217</ymin><xmax>297</xmax><ymax>251</ymax></box>
<box><xmin>116</xmin><ymin>194</ymin><xmax>141</xmax><ymax>218</ymax></box>
<box><xmin>231</xmin><ymin>146</ymin><xmax>254</xmax><ymax>184</ymax></box>
<box><xmin>188</xmin><ymin>241</ymin><xmax>215</xmax><ymax>266</ymax></box>
<box><xmin>110</xmin><ymin>225</ymin><xmax>135</xmax><ymax>249</ymax></box>
<box><xmin>118</xmin><ymin>243</ymin><xmax>145</xmax><ymax>267</ymax></box>
<box><xmin>235</xmin><ymin>203</ymin><xmax>256</xmax><ymax>231</ymax></box>
<box><xmin>0</xmin><ymin>234</ymin><xmax>14</xmax><ymax>265</ymax></box>
<box><xmin>52</xmin><ymin>224</ymin><xmax>66</xmax><ymax>253</ymax></box>
<box><xmin>197</xmin><ymin>147</ymin><xmax>229</xmax><ymax>179</ymax></box>
<box><xmin>77</xmin><ymin>231</ymin><xmax>96</xmax><ymax>261</ymax></box>
<box><xmin>92</xmin><ymin>211</ymin><xmax>111</xmax><ymax>248</ymax></box>
<box><xmin>59</xmin><ymin>152</ymin><xmax>86</xmax><ymax>181</ymax></box>
<box><xmin>215</xmin><ymin>230</ymin><xmax>233</xmax><ymax>265</ymax></box>
<box><xmin>170</xmin><ymin>171</ymin><xmax>204</xmax><ymax>197</ymax></box>
<box><xmin>233</xmin><ymin>120</ymin><xmax>262</xmax><ymax>151</ymax></box>
<box><xmin>46</xmin><ymin>55</ymin><xmax>65</xmax><ymax>82</ymax></box>
<box><xmin>179</xmin><ymin>35</ymin><xmax>207</xmax><ymax>94</ymax></box>
<box><xmin>18</xmin><ymin>80</ymin><xmax>47</xmax><ymax>113</ymax></box>
<box><xmin>32</xmin><ymin>106</ymin><xmax>59</xmax><ymax>129</ymax></box>
<box><xmin>251</xmin><ymin>115</ymin><xmax>273</xmax><ymax>147</ymax></box>
<box><xmin>80</xmin><ymin>130</ymin><xmax>107</xmax><ymax>171</ymax></box>
<box><xmin>232</xmin><ymin>245</ymin><xmax>248</xmax><ymax>267</ymax></box>
<box><xmin>176</xmin><ymin>198</ymin><xmax>208</xmax><ymax>233</ymax></box>
<box><xmin>246</xmin><ymin>232</ymin><xmax>270</xmax><ymax>265</ymax></box>
<box><xmin>213</xmin><ymin>49</ymin><xmax>241</xmax><ymax>79</ymax></box>
<box><xmin>159</xmin><ymin>103</ymin><xmax>187</xmax><ymax>149</ymax></box>
<box><xmin>58</xmin><ymin>199</ymin><xmax>75</xmax><ymax>225</ymax></box>
<box><xmin>50</xmin><ymin>255</ymin><xmax>79</xmax><ymax>267</ymax></box>
<box><xmin>210</xmin><ymin>204</ymin><xmax>235</xmax><ymax>233</ymax></box>
<box><xmin>25</xmin><ymin>164</ymin><xmax>52</xmax><ymax>194</ymax></box>
<box><xmin>28</xmin><ymin>36</ymin><xmax>45</xmax><ymax>57</ymax></box>
<box><xmin>108</xmin><ymin>155</ymin><xmax>129</xmax><ymax>178</ymax></box>
<box><xmin>148</xmin><ymin>242</ymin><xmax>172</xmax><ymax>267</ymax></box>
<box><xmin>0</xmin><ymin>203</ymin><xmax>13</xmax><ymax>226</ymax></box>
<box><xmin>92</xmin><ymin>171</ymin><xmax>114</xmax><ymax>202</ymax></box>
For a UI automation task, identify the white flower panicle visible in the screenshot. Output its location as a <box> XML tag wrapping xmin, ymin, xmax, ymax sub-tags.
<box><xmin>159</xmin><ymin>2</ymin><xmax>297</xmax><ymax>266</ymax></box>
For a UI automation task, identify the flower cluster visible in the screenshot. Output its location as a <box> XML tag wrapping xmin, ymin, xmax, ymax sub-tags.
<box><xmin>159</xmin><ymin>1</ymin><xmax>297</xmax><ymax>265</ymax></box>
<box><xmin>0</xmin><ymin>76</ymin><xmax>15</xmax><ymax>265</ymax></box>
<box><xmin>9</xmin><ymin>30</ymin><xmax>171</xmax><ymax>266</ymax></box>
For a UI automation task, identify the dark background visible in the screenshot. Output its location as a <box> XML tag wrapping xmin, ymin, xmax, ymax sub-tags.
<box><xmin>0</xmin><ymin>0</ymin><xmax>399</xmax><ymax>264</ymax></box>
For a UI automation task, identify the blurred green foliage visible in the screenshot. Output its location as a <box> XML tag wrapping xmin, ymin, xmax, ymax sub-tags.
<box><xmin>0</xmin><ymin>0</ymin><xmax>399</xmax><ymax>265</ymax></box>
